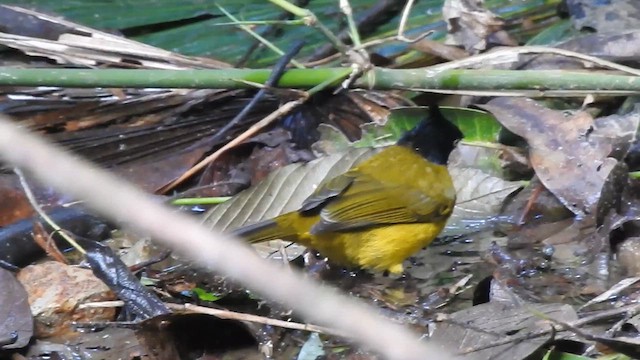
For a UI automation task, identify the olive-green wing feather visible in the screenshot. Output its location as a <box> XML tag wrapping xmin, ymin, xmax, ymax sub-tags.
<box><xmin>299</xmin><ymin>172</ymin><xmax>356</xmax><ymax>213</ymax></box>
<box><xmin>232</xmin><ymin>171</ymin><xmax>356</xmax><ymax>243</ymax></box>
<box><xmin>309</xmin><ymin>173</ymin><xmax>453</xmax><ymax>234</ymax></box>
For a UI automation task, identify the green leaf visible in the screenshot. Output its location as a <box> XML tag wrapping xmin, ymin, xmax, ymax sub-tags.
<box><xmin>4</xmin><ymin>0</ymin><xmax>563</xmax><ymax>65</ymax></box>
<box><xmin>315</xmin><ymin>106</ymin><xmax>501</xmax><ymax>152</ymax></box>
<box><xmin>542</xmin><ymin>349</ymin><xmax>622</xmax><ymax>360</ymax></box>
<box><xmin>191</xmin><ymin>287</ymin><xmax>222</xmax><ymax>302</ymax></box>
<box><xmin>372</xmin><ymin>106</ymin><xmax>501</xmax><ymax>143</ymax></box>
<box><xmin>441</xmin><ymin>107</ymin><xmax>501</xmax><ymax>142</ymax></box>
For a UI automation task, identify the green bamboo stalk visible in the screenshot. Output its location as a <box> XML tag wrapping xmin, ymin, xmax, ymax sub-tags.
<box><xmin>0</xmin><ymin>68</ymin><xmax>350</xmax><ymax>88</ymax></box>
<box><xmin>372</xmin><ymin>69</ymin><xmax>640</xmax><ymax>93</ymax></box>
<box><xmin>0</xmin><ymin>68</ymin><xmax>639</xmax><ymax>94</ymax></box>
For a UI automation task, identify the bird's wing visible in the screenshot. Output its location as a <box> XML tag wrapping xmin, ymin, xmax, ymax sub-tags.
<box><xmin>299</xmin><ymin>172</ymin><xmax>356</xmax><ymax>213</ymax></box>
<box><xmin>308</xmin><ymin>173</ymin><xmax>453</xmax><ymax>234</ymax></box>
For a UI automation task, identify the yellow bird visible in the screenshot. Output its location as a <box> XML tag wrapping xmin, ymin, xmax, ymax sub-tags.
<box><xmin>233</xmin><ymin>106</ymin><xmax>462</xmax><ymax>273</ymax></box>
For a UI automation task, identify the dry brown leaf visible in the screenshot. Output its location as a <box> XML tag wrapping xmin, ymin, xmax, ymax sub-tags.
<box><xmin>442</xmin><ymin>0</ymin><xmax>516</xmax><ymax>53</ymax></box>
<box><xmin>479</xmin><ymin>98</ymin><xmax>638</xmax><ymax>218</ymax></box>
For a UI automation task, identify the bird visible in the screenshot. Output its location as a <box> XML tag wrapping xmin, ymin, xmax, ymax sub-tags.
<box><xmin>232</xmin><ymin>106</ymin><xmax>463</xmax><ymax>273</ymax></box>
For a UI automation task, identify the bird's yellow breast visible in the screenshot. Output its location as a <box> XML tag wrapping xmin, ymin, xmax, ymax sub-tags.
<box><xmin>305</xmin><ymin>222</ymin><xmax>447</xmax><ymax>273</ymax></box>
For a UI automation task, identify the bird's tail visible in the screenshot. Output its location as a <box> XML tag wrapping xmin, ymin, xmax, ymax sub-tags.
<box><xmin>231</xmin><ymin>215</ymin><xmax>299</xmax><ymax>244</ymax></box>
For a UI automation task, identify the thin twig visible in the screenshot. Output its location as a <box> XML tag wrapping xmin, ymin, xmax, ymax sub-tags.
<box><xmin>426</xmin><ymin>46</ymin><xmax>640</xmax><ymax>76</ymax></box>
<box><xmin>210</xmin><ymin>40</ymin><xmax>304</xmax><ymax>144</ymax></box>
<box><xmin>160</xmin><ymin>41</ymin><xmax>305</xmax><ymax>192</ymax></box>
<box><xmin>401</xmin><ymin>89</ymin><xmax>640</xmax><ymax>97</ymax></box>
<box><xmin>32</xmin><ymin>222</ymin><xmax>69</xmax><ymax>264</ymax></box>
<box><xmin>80</xmin><ymin>300</ymin><xmax>344</xmax><ymax>336</ymax></box>
<box><xmin>159</xmin><ymin>67</ymin><xmax>351</xmax><ymax>193</ymax></box>
<box><xmin>605</xmin><ymin>302</ymin><xmax>640</xmax><ymax>337</ymax></box>
<box><xmin>14</xmin><ymin>168</ymin><xmax>85</xmax><ymax>254</ymax></box>
<box><xmin>217</xmin><ymin>5</ymin><xmax>305</xmax><ymax>69</ymax></box>
<box><xmin>454</xmin><ymin>184</ymin><xmax>524</xmax><ymax>206</ymax></box>
<box><xmin>269</xmin><ymin>0</ymin><xmax>350</xmax><ymax>56</ymax></box>
<box><xmin>159</xmin><ymin>97</ymin><xmax>307</xmax><ymax>193</ymax></box>
<box><xmin>304</xmin><ymin>34</ymin><xmax>400</xmax><ymax>67</ymax></box>
<box><xmin>168</xmin><ymin>303</ymin><xmax>344</xmax><ymax>336</ymax></box>
<box><xmin>397</xmin><ymin>0</ymin><xmax>434</xmax><ymax>43</ymax></box>
<box><xmin>460</xmin><ymin>303</ymin><xmax>640</xmax><ymax>354</ymax></box>
<box><xmin>340</xmin><ymin>0</ymin><xmax>362</xmax><ymax>48</ymax></box>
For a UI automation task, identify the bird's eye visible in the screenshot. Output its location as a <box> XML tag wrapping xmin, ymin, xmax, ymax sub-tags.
<box><xmin>453</xmin><ymin>139</ymin><xmax>461</xmax><ymax>146</ymax></box>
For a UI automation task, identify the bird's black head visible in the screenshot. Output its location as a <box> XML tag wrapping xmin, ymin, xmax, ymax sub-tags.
<box><xmin>397</xmin><ymin>106</ymin><xmax>463</xmax><ymax>165</ymax></box>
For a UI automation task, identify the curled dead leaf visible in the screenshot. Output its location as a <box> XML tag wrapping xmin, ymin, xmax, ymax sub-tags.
<box><xmin>479</xmin><ymin>98</ymin><xmax>638</xmax><ymax>218</ymax></box>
